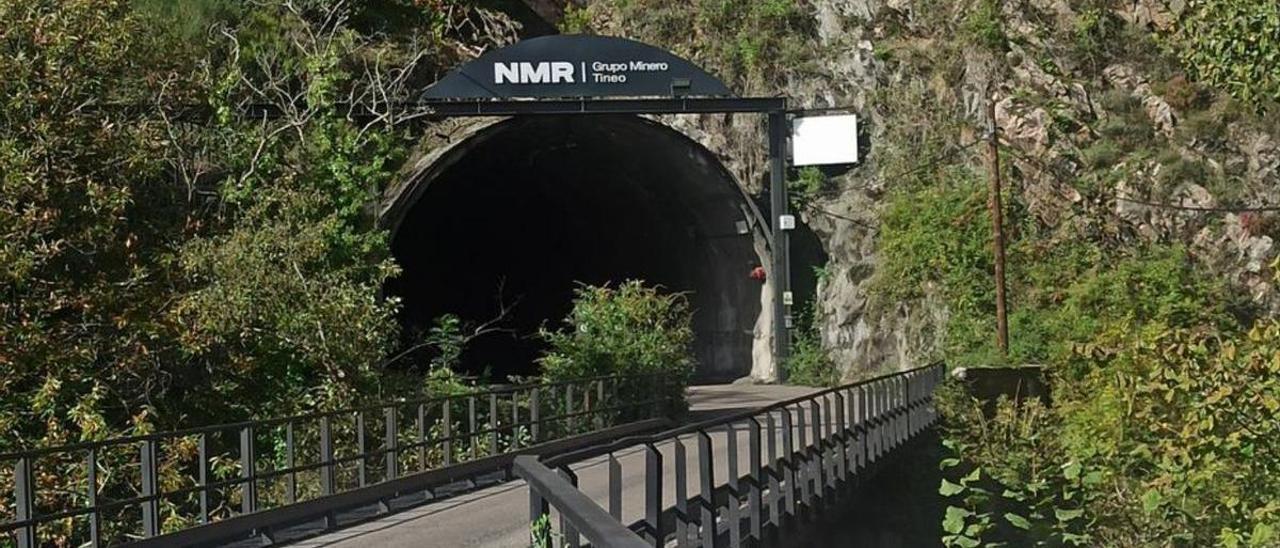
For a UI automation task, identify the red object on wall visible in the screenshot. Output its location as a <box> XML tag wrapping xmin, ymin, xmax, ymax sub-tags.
<box><xmin>749</xmin><ymin>266</ymin><xmax>767</xmax><ymax>282</ymax></box>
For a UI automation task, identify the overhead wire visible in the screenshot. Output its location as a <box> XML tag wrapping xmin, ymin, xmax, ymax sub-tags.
<box><xmin>996</xmin><ymin>140</ymin><xmax>1280</xmax><ymax>214</ymax></box>
<box><xmin>795</xmin><ymin>139</ymin><xmax>986</xmax><ymax>229</ymax></box>
<box><xmin>1112</xmin><ymin>196</ymin><xmax>1280</xmax><ymax>213</ymax></box>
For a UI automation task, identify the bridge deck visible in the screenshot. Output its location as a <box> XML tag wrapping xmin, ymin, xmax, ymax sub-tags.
<box><xmin>288</xmin><ymin>383</ymin><xmax>818</xmax><ymax>548</ymax></box>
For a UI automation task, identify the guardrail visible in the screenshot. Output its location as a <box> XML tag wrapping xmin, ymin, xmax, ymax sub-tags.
<box><xmin>0</xmin><ymin>373</ymin><xmax>676</xmax><ymax>547</ymax></box>
<box><xmin>515</xmin><ymin>363</ymin><xmax>946</xmax><ymax>548</ymax></box>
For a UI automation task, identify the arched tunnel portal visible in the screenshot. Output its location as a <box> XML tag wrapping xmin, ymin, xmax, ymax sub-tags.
<box><xmin>383</xmin><ymin>116</ymin><xmax>774</xmax><ymax>382</ymax></box>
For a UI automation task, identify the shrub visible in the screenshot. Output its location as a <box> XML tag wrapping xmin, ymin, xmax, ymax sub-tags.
<box><xmin>1172</xmin><ymin>0</ymin><xmax>1280</xmax><ymax>112</ymax></box>
<box><xmin>963</xmin><ymin>0</ymin><xmax>1007</xmax><ymax>52</ymax></box>
<box><xmin>1080</xmin><ymin>139</ymin><xmax>1122</xmax><ymax>169</ymax></box>
<box><xmin>937</xmin><ymin>388</ymin><xmax>1096</xmax><ymax>547</ymax></box>
<box><xmin>784</xmin><ymin>303</ymin><xmax>840</xmax><ymax>387</ymax></box>
<box><xmin>1070</xmin><ymin>3</ymin><xmax>1124</xmax><ymax>71</ymax></box>
<box><xmin>940</xmin><ymin>265</ymin><xmax>1273</xmax><ymax>546</ymax></box>
<box><xmin>538</xmin><ymin>281</ymin><xmax>695</xmax><ymax>409</ymax></box>
<box><xmin>1057</xmin><ymin>322</ymin><xmax>1280</xmax><ymax>545</ymax></box>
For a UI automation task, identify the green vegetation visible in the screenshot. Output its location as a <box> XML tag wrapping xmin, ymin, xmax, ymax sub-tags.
<box><xmin>562</xmin><ymin>0</ymin><xmax>814</xmax><ymax>91</ymax></box>
<box><xmin>833</xmin><ymin>0</ymin><xmax>1280</xmax><ymax>544</ymax></box>
<box><xmin>784</xmin><ymin>331</ymin><xmax>840</xmax><ymax>387</ymax></box>
<box><xmin>937</xmin><ymin>395</ymin><xmax>1094</xmax><ymax>546</ymax></box>
<box><xmin>783</xmin><ymin>300</ymin><xmax>840</xmax><ymax>387</ymax></box>
<box><xmin>940</xmin><ymin>300</ymin><xmax>1280</xmax><ymax>546</ymax></box>
<box><xmin>539</xmin><ymin>281</ymin><xmax>695</xmax><ymax>408</ymax></box>
<box><xmin>2</xmin><ymin>0</ymin><xmax>1277</xmax><ymax>544</ymax></box>
<box><xmin>1172</xmin><ymin>0</ymin><xmax>1280</xmax><ymax>111</ymax></box>
<box><xmin>962</xmin><ymin>0</ymin><xmax>1008</xmax><ymax>52</ymax></box>
<box><xmin>1</xmin><ymin>0</ymin><xmax>520</xmax><ymax>449</ymax></box>
<box><xmin>531</xmin><ymin>512</ymin><xmax>555</xmax><ymax>548</ymax></box>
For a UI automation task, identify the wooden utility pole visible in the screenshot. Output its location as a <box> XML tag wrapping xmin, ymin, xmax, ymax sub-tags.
<box><xmin>985</xmin><ymin>96</ymin><xmax>1010</xmax><ymax>356</ymax></box>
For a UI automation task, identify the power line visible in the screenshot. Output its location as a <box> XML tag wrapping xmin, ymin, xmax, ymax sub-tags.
<box><xmin>1115</xmin><ymin>197</ymin><xmax>1280</xmax><ymax>213</ymax></box>
<box><xmin>797</xmin><ymin>201</ymin><xmax>878</xmax><ymax>230</ymax></box>
<box><xmin>877</xmin><ymin>140</ymin><xmax>985</xmax><ymax>183</ymax></box>
<box><xmin>995</xmin><ymin>143</ymin><xmax>1280</xmax><ymax>214</ymax></box>
<box><xmin>793</xmin><ymin>140</ymin><xmax>986</xmax><ymax>229</ymax></box>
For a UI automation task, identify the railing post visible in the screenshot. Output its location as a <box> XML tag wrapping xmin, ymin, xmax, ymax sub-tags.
<box><xmin>810</xmin><ymin>398</ymin><xmax>824</xmax><ymax>496</ymax></box>
<box><xmin>880</xmin><ymin>380</ymin><xmax>889</xmax><ymax>456</ymax></box>
<box><xmin>530</xmin><ymin>387</ymin><xmax>541</xmax><ymax>443</ymax></box>
<box><xmin>468</xmin><ymin>396</ymin><xmax>478</xmax><ymax>460</ymax></box>
<box><xmin>320</xmin><ymin>416</ymin><xmax>337</xmax><ymax>529</ymax></box>
<box><xmin>198</xmin><ymin>434</ymin><xmax>210</xmax><ymax>524</ymax></box>
<box><xmin>417</xmin><ymin>403</ymin><xmax>427</xmax><ymax>472</ymax></box>
<box><xmin>747</xmin><ymin>417</ymin><xmax>763</xmax><ymax>542</ymax></box>
<box><xmin>141</xmin><ymin>439</ymin><xmax>161</xmax><ymax>536</ymax></box>
<box><xmin>897</xmin><ymin>377</ymin><xmax>907</xmax><ymax>446</ymax></box>
<box><xmin>529</xmin><ymin>486</ymin><xmax>550</xmax><ymax>548</ymax></box>
<box><xmin>697</xmin><ymin>431</ymin><xmax>716</xmax><ymax>548</ymax></box>
<box><xmin>442</xmin><ymin>400</ymin><xmax>453</xmax><ymax>466</ymax></box>
<box><xmin>490</xmin><ymin>392</ymin><xmax>500</xmax><ymax>456</ymax></box>
<box><xmin>894</xmin><ymin>378</ymin><xmax>903</xmax><ymax>446</ymax></box>
<box><xmin>565</xmin><ymin>384</ymin><xmax>575</xmax><ymax>434</ymax></box>
<box><xmin>583</xmin><ymin>382</ymin><xmax>593</xmax><ymax>434</ymax></box>
<box><xmin>780</xmin><ymin>409</ymin><xmax>795</xmax><ymax>518</ymax></box>
<box><xmin>644</xmin><ymin>442</ymin><xmax>664</xmax><ymax>548</ymax></box>
<box><xmin>765</xmin><ymin>412</ymin><xmax>780</xmax><ymax>528</ymax></box>
<box><xmin>834</xmin><ymin>391</ymin><xmax>848</xmax><ymax>485</ymax></box>
<box><xmin>512</xmin><ymin>390</ymin><xmax>522</xmax><ymax>450</ymax></box>
<box><xmin>559</xmin><ymin>467</ymin><xmax>581</xmax><ymax>548</ymax></box>
<box><xmin>238</xmin><ymin>428</ymin><xmax>256</xmax><ymax>516</ymax></box>
<box><xmin>357</xmin><ymin>412</ymin><xmax>368</xmax><ymax>487</ymax></box>
<box><xmin>907</xmin><ymin>372</ymin><xmax>916</xmax><ymax>436</ymax></box>
<box><xmin>286</xmin><ymin>422</ymin><xmax>298</xmax><ymax>504</ymax></box>
<box><xmin>795</xmin><ymin>406</ymin><xmax>810</xmax><ymax>510</ymax></box>
<box><xmin>726</xmin><ymin>424</ymin><xmax>741</xmax><ymax>548</ymax></box>
<box><xmin>385</xmin><ymin>407</ymin><xmax>399</xmax><ymax>482</ymax></box>
<box><xmin>14</xmin><ymin>457</ymin><xmax>34</xmax><ymax>548</ymax></box>
<box><xmin>871</xmin><ymin>382</ymin><xmax>881</xmax><ymax>462</ymax></box>
<box><xmin>846</xmin><ymin>389</ymin><xmax>858</xmax><ymax>476</ymax></box>
<box><xmin>320</xmin><ymin>417</ymin><xmax>336</xmax><ymax>495</ymax></box>
<box><xmin>675</xmin><ymin>438</ymin><xmax>690</xmax><ymax>548</ymax></box>
<box><xmin>597</xmin><ymin>380</ymin><xmax>606</xmax><ymax>429</ymax></box>
<box><xmin>87</xmin><ymin>448</ymin><xmax>101</xmax><ymax>547</ymax></box>
<box><xmin>608</xmin><ymin>453</ymin><xmax>622</xmax><ymax>521</ymax></box>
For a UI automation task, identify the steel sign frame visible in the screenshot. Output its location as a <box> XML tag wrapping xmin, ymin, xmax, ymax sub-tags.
<box><xmin>418</xmin><ymin>34</ymin><xmax>796</xmax><ymax>377</ymax></box>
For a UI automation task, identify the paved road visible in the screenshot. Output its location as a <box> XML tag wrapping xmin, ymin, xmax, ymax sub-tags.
<box><xmin>290</xmin><ymin>383</ymin><xmax>819</xmax><ymax>548</ymax></box>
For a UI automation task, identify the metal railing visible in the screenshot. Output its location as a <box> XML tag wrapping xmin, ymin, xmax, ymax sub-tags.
<box><xmin>0</xmin><ymin>373</ymin><xmax>676</xmax><ymax>547</ymax></box>
<box><xmin>516</xmin><ymin>363</ymin><xmax>946</xmax><ymax>548</ymax></box>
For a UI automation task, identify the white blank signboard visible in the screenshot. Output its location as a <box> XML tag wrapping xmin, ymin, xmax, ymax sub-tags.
<box><xmin>791</xmin><ymin>114</ymin><xmax>859</xmax><ymax>166</ymax></box>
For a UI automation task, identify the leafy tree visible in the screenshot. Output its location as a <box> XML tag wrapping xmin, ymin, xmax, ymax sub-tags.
<box><xmin>0</xmin><ymin>0</ymin><xmax>198</xmax><ymax>448</ymax></box>
<box><xmin>0</xmin><ymin>0</ymin><xmax>514</xmax><ymax>448</ymax></box>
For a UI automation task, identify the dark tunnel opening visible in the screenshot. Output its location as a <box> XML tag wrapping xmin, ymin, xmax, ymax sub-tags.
<box><xmin>386</xmin><ymin>116</ymin><xmax>769</xmax><ymax>382</ymax></box>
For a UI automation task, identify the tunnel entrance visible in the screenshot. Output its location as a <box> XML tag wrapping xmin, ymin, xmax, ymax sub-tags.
<box><xmin>386</xmin><ymin>116</ymin><xmax>766</xmax><ymax>382</ymax></box>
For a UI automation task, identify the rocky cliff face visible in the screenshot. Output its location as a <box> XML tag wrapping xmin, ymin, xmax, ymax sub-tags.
<box><xmin>516</xmin><ymin>0</ymin><xmax>1279</xmax><ymax>379</ymax></box>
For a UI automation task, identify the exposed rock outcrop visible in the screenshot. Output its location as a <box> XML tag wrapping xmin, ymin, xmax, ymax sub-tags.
<box><xmin>501</xmin><ymin>0</ymin><xmax>1279</xmax><ymax>379</ymax></box>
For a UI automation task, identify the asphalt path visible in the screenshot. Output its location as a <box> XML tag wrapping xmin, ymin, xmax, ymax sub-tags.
<box><xmin>289</xmin><ymin>383</ymin><xmax>820</xmax><ymax>548</ymax></box>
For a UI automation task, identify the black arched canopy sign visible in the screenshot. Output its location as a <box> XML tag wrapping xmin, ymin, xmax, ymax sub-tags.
<box><xmin>421</xmin><ymin>35</ymin><xmax>733</xmax><ymax>100</ymax></box>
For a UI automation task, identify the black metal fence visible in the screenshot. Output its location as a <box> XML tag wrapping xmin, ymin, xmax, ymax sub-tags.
<box><xmin>0</xmin><ymin>373</ymin><xmax>674</xmax><ymax>547</ymax></box>
<box><xmin>516</xmin><ymin>363</ymin><xmax>946</xmax><ymax>548</ymax></box>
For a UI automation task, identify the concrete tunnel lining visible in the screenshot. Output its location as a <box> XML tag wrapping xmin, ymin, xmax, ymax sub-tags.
<box><xmin>382</xmin><ymin>115</ymin><xmax>770</xmax><ymax>382</ymax></box>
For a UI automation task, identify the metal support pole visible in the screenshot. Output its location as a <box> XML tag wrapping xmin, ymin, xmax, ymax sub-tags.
<box><xmin>768</xmin><ymin>109</ymin><xmax>792</xmax><ymax>380</ymax></box>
